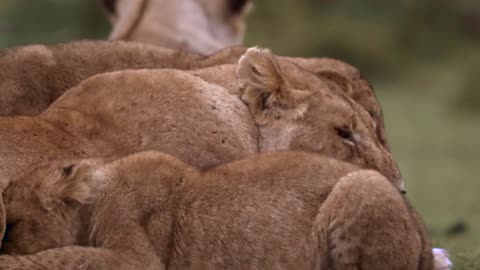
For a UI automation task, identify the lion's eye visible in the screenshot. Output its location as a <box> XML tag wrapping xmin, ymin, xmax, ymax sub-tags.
<box><xmin>335</xmin><ymin>127</ymin><xmax>353</xmax><ymax>141</ymax></box>
<box><xmin>62</xmin><ymin>165</ymin><xmax>75</xmax><ymax>176</ymax></box>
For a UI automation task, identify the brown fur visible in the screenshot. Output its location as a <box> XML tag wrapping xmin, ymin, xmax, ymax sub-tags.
<box><xmin>0</xmin><ymin>48</ymin><xmax>401</xmax><ymax>189</ymax></box>
<box><xmin>0</xmin><ymin>49</ymin><xmax>401</xmax><ymax>250</ymax></box>
<box><xmin>286</xmin><ymin>56</ymin><xmax>389</xmax><ymax>150</ymax></box>
<box><xmin>0</xmin><ymin>42</ymin><xmax>388</xmax><ymax>152</ymax></box>
<box><xmin>315</xmin><ymin>70</ymin><xmax>389</xmax><ymax>150</ymax></box>
<box><xmin>0</xmin><ymin>151</ymin><xmax>433</xmax><ymax>269</ymax></box>
<box><xmin>0</xmin><ymin>42</ymin><xmax>390</xmax><ymax>164</ymax></box>
<box><xmin>0</xmin><ymin>69</ymin><xmax>257</xmax><ymax>183</ymax></box>
<box><xmin>0</xmin><ymin>42</ymin><xmax>384</xmax><ymax>138</ymax></box>
<box><xmin>103</xmin><ymin>0</ymin><xmax>252</xmax><ymax>54</ymax></box>
<box><xmin>0</xmin><ymin>67</ymin><xmax>257</xmax><ymax>251</ymax></box>
<box><xmin>0</xmin><ymin>41</ymin><xmax>246</xmax><ymax>116</ymax></box>
<box><xmin>179</xmin><ymin>47</ymin><xmax>390</xmax><ymax>151</ymax></box>
<box><xmin>235</xmin><ymin>48</ymin><xmax>400</xmax><ymax>187</ymax></box>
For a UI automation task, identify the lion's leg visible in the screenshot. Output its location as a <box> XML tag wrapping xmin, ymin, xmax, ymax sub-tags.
<box><xmin>0</xmin><ymin>245</ymin><xmax>164</xmax><ymax>270</ymax></box>
<box><xmin>0</xmin><ymin>219</ymin><xmax>165</xmax><ymax>270</ymax></box>
<box><xmin>314</xmin><ymin>170</ymin><xmax>425</xmax><ymax>270</ymax></box>
<box><xmin>407</xmin><ymin>202</ymin><xmax>436</xmax><ymax>270</ymax></box>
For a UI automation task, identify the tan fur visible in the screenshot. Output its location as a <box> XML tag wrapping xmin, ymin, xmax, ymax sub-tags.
<box><xmin>0</xmin><ymin>41</ymin><xmax>246</xmax><ymax>116</ymax></box>
<box><xmin>235</xmin><ymin>48</ymin><xmax>401</xmax><ymax>187</ymax></box>
<box><xmin>0</xmin><ymin>50</ymin><xmax>402</xmax><ymax>252</ymax></box>
<box><xmin>0</xmin><ymin>42</ymin><xmax>388</xmax><ymax>152</ymax></box>
<box><xmin>189</xmin><ymin>49</ymin><xmax>390</xmax><ymax>150</ymax></box>
<box><xmin>0</xmin><ymin>63</ymin><xmax>398</xmax><ymax>181</ymax></box>
<box><xmin>0</xmin><ymin>68</ymin><xmax>257</xmax><ymax>250</ymax></box>
<box><xmin>0</xmin><ymin>47</ymin><xmax>401</xmax><ymax>247</ymax></box>
<box><xmin>284</xmin><ymin>56</ymin><xmax>389</xmax><ymax>150</ymax></box>
<box><xmin>0</xmin><ymin>43</ymin><xmax>390</xmax><ymax>168</ymax></box>
<box><xmin>315</xmin><ymin>69</ymin><xmax>389</xmax><ymax>150</ymax></box>
<box><xmin>104</xmin><ymin>0</ymin><xmax>252</xmax><ymax>54</ymax></box>
<box><xmin>0</xmin><ymin>45</ymin><xmax>400</xmax><ymax>185</ymax></box>
<box><xmin>0</xmin><ymin>69</ymin><xmax>257</xmax><ymax>183</ymax></box>
<box><xmin>105</xmin><ymin>0</ymin><xmax>147</xmax><ymax>41</ymax></box>
<box><xmin>0</xmin><ymin>41</ymin><xmax>384</xmax><ymax>141</ymax></box>
<box><xmin>0</xmin><ymin>151</ymin><xmax>433</xmax><ymax>269</ymax></box>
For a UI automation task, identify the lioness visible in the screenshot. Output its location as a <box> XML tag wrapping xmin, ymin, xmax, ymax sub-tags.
<box><xmin>0</xmin><ymin>41</ymin><xmax>384</xmax><ymax>148</ymax></box>
<box><xmin>102</xmin><ymin>0</ymin><xmax>252</xmax><ymax>54</ymax></box>
<box><xmin>0</xmin><ymin>41</ymin><xmax>246</xmax><ymax>116</ymax></box>
<box><xmin>0</xmin><ymin>41</ymin><xmax>388</xmax><ymax>152</ymax></box>
<box><xmin>0</xmin><ymin>151</ymin><xmax>434</xmax><ymax>270</ymax></box>
<box><xmin>0</xmin><ymin>48</ymin><xmax>401</xmax><ymax>190</ymax></box>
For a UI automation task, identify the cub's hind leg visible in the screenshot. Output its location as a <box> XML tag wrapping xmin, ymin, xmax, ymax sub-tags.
<box><xmin>314</xmin><ymin>170</ymin><xmax>427</xmax><ymax>270</ymax></box>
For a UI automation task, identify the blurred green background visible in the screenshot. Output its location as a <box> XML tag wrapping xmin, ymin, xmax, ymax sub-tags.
<box><xmin>1</xmin><ymin>0</ymin><xmax>479</xmax><ymax>267</ymax></box>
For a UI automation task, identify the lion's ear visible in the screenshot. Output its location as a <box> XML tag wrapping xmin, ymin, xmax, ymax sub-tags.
<box><xmin>237</xmin><ymin>47</ymin><xmax>310</xmax><ymax>123</ymax></box>
<box><xmin>41</xmin><ymin>160</ymin><xmax>105</xmax><ymax>209</ymax></box>
<box><xmin>237</xmin><ymin>47</ymin><xmax>292</xmax><ymax>116</ymax></box>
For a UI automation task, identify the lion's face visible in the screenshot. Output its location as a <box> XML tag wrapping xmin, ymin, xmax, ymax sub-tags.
<box><xmin>1</xmin><ymin>160</ymin><xmax>99</xmax><ymax>255</ymax></box>
<box><xmin>106</xmin><ymin>0</ymin><xmax>252</xmax><ymax>54</ymax></box>
<box><xmin>237</xmin><ymin>48</ymin><xmax>403</xmax><ymax>190</ymax></box>
<box><xmin>280</xmin><ymin>57</ymin><xmax>389</xmax><ymax>151</ymax></box>
<box><xmin>285</xmin><ymin>92</ymin><xmax>399</xmax><ymax>186</ymax></box>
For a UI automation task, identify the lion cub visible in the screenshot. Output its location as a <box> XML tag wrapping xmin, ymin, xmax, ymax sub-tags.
<box><xmin>0</xmin><ymin>151</ymin><xmax>433</xmax><ymax>270</ymax></box>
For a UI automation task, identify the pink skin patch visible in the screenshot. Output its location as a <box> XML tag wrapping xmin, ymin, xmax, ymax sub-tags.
<box><xmin>433</xmin><ymin>248</ymin><xmax>453</xmax><ymax>270</ymax></box>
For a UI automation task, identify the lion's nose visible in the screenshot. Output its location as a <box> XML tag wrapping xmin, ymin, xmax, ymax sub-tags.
<box><xmin>398</xmin><ymin>179</ymin><xmax>408</xmax><ymax>195</ymax></box>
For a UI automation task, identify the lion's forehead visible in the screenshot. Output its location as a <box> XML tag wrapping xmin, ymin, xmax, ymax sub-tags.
<box><xmin>307</xmin><ymin>97</ymin><xmax>354</xmax><ymax>117</ymax></box>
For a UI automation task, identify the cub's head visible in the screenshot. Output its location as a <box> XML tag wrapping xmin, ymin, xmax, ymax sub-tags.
<box><xmin>237</xmin><ymin>47</ymin><xmax>403</xmax><ymax>190</ymax></box>
<box><xmin>316</xmin><ymin>70</ymin><xmax>389</xmax><ymax>150</ymax></box>
<box><xmin>282</xmin><ymin>57</ymin><xmax>389</xmax><ymax>150</ymax></box>
<box><xmin>0</xmin><ymin>159</ymin><xmax>102</xmax><ymax>255</ymax></box>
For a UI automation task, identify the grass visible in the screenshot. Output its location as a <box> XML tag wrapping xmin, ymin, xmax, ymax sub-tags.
<box><xmin>376</xmin><ymin>62</ymin><xmax>480</xmax><ymax>269</ymax></box>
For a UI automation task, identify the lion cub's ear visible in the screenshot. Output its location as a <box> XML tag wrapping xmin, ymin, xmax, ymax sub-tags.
<box><xmin>41</xmin><ymin>160</ymin><xmax>105</xmax><ymax>209</ymax></box>
<box><xmin>237</xmin><ymin>47</ymin><xmax>309</xmax><ymax>123</ymax></box>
